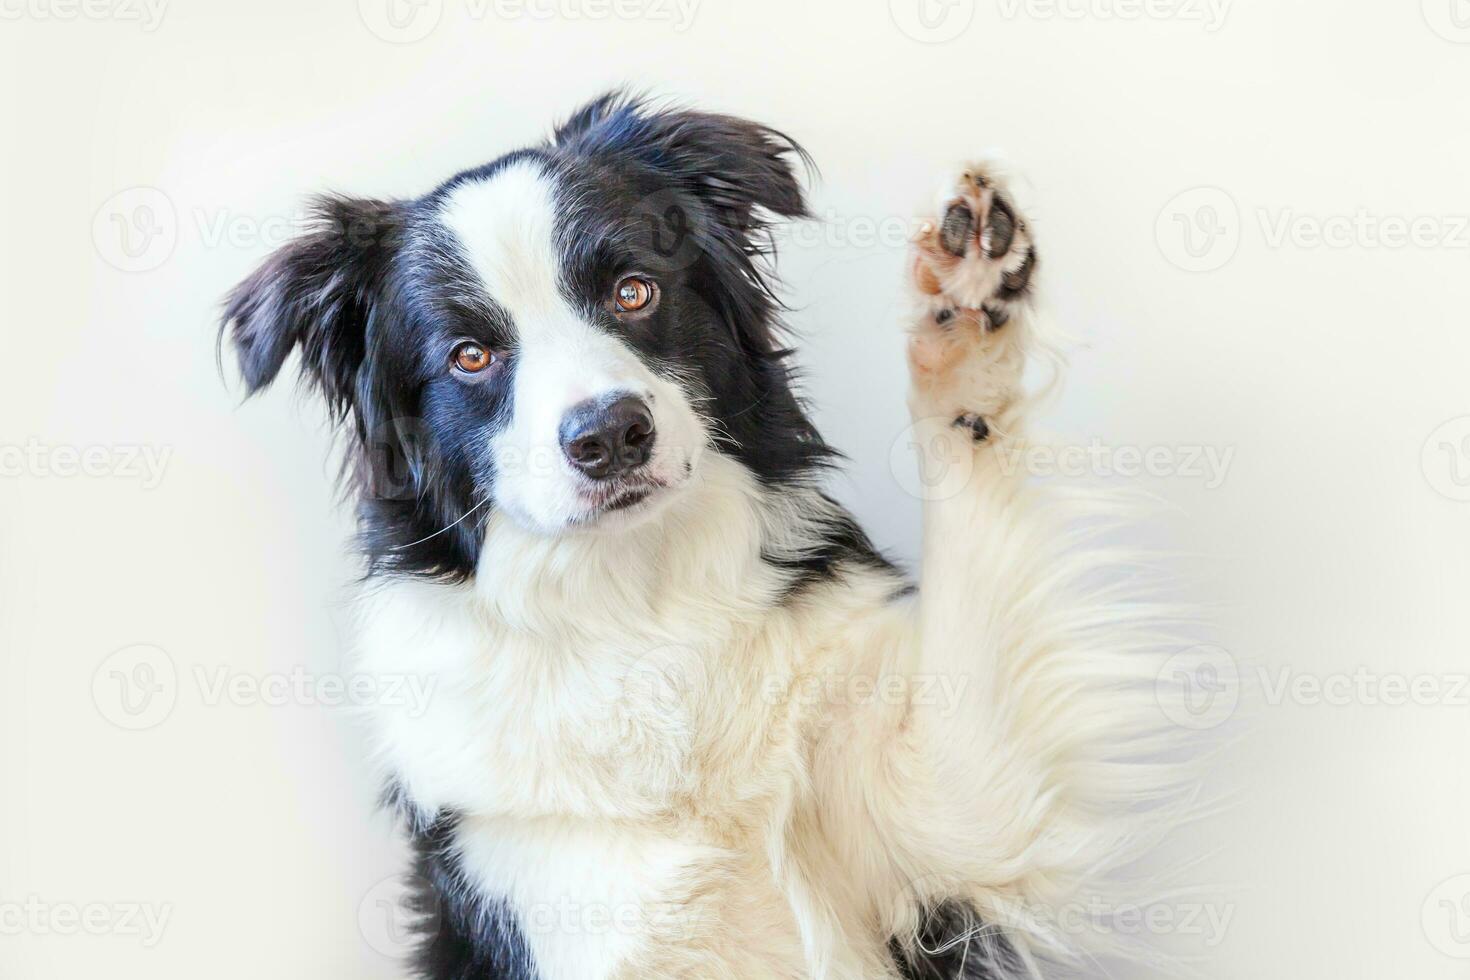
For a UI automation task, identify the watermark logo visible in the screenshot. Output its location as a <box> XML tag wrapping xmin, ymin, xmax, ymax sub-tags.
<box><xmin>1156</xmin><ymin>187</ymin><xmax>1240</xmax><ymax>272</ymax></box>
<box><xmin>92</xmin><ymin>644</ymin><xmax>178</xmax><ymax>731</ymax></box>
<box><xmin>995</xmin><ymin>440</ymin><xmax>1236</xmax><ymax>489</ymax></box>
<box><xmin>761</xmin><ymin>670</ymin><xmax>972</xmax><ymax>718</ymax></box>
<box><xmin>631</xmin><ymin>188</ymin><xmax>712</xmax><ymax>274</ymax></box>
<box><xmin>1423</xmin><ymin>0</ymin><xmax>1470</xmax><ymax>42</ymax></box>
<box><xmin>92</xmin><ymin>646</ymin><xmax>438</xmax><ymax>728</ymax></box>
<box><xmin>1422</xmin><ymin>416</ymin><xmax>1470</xmax><ymax>502</ymax></box>
<box><xmin>0</xmin><ymin>898</ymin><xmax>173</xmax><ymax>947</ymax></box>
<box><xmin>1422</xmin><ymin>874</ymin><xmax>1470</xmax><ymax>957</ymax></box>
<box><xmin>996</xmin><ymin>0</ymin><xmax>1230</xmax><ymax>31</ymax></box>
<box><xmin>522</xmin><ymin>895</ymin><xmax>705</xmax><ymax>941</ymax></box>
<box><xmin>888</xmin><ymin>874</ymin><xmax>1233</xmax><ymax>950</ymax></box>
<box><xmin>359</xmin><ymin>874</ymin><xmax>440</xmax><ymax>958</ymax></box>
<box><xmin>358</xmin><ymin>0</ymin><xmax>443</xmax><ymax>41</ymax></box>
<box><xmin>617</xmin><ymin>647</ymin><xmax>701</xmax><ymax>721</ymax></box>
<box><xmin>359</xmin><ymin>0</ymin><xmax>699</xmax><ymax>41</ymax></box>
<box><xmin>92</xmin><ymin>187</ymin><xmax>177</xmax><ymax>273</ymax></box>
<box><xmin>0</xmin><ymin>439</ymin><xmax>172</xmax><ymax>488</ymax></box>
<box><xmin>1156</xmin><ymin>644</ymin><xmax>1239</xmax><ymax>730</ymax></box>
<box><xmin>1259</xmin><ymin>668</ymin><xmax>1470</xmax><ymax>708</ymax></box>
<box><xmin>775</xmin><ymin>210</ymin><xmax>926</xmax><ymax>253</ymax></box>
<box><xmin>1258</xmin><ymin>209</ymin><xmax>1470</xmax><ymax>250</ymax></box>
<box><xmin>889</xmin><ymin>417</ymin><xmax>978</xmax><ymax>502</ymax></box>
<box><xmin>193</xmin><ymin>665</ymin><xmax>437</xmax><ymax>716</ymax></box>
<box><xmin>889</xmin><ymin>0</ymin><xmax>976</xmax><ymax>42</ymax></box>
<box><xmin>1160</xmin><ymin>194</ymin><xmax>1470</xmax><ymax>273</ymax></box>
<box><xmin>0</xmin><ymin>0</ymin><xmax>168</xmax><ymax>30</ymax></box>
<box><xmin>366</xmin><ymin>417</ymin><xmax>436</xmax><ymax>502</ymax></box>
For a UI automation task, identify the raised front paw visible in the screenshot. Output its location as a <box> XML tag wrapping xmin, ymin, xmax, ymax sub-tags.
<box><xmin>906</xmin><ymin>164</ymin><xmax>1039</xmax><ymax>436</ymax></box>
<box><xmin>912</xmin><ymin>164</ymin><xmax>1038</xmax><ymax>327</ymax></box>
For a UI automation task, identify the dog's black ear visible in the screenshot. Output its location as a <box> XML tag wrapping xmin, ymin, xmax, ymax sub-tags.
<box><xmin>221</xmin><ymin>195</ymin><xmax>402</xmax><ymax>415</ymax></box>
<box><xmin>554</xmin><ymin>92</ymin><xmax>812</xmax><ymax>235</ymax></box>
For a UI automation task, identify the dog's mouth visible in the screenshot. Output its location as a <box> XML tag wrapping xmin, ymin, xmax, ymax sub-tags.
<box><xmin>572</xmin><ymin>476</ymin><xmax>669</xmax><ymax>525</ymax></box>
<box><xmin>600</xmin><ymin>485</ymin><xmax>655</xmax><ymax>512</ymax></box>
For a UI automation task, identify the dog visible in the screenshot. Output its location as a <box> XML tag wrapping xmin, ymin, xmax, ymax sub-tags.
<box><xmin>222</xmin><ymin>92</ymin><xmax>1185</xmax><ymax>979</ymax></box>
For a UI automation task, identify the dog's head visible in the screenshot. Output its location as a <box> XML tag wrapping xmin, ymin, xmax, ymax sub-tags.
<box><xmin>223</xmin><ymin>94</ymin><xmax>829</xmax><ymax>579</ymax></box>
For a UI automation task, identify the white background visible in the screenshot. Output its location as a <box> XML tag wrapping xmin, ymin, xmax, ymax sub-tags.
<box><xmin>3</xmin><ymin>0</ymin><xmax>1469</xmax><ymax>977</ymax></box>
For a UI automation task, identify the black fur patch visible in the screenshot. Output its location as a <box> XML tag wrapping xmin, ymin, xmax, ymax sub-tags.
<box><xmin>405</xmin><ymin>812</ymin><xmax>539</xmax><ymax>979</ymax></box>
<box><xmin>982</xmin><ymin>303</ymin><xmax>1009</xmax><ymax>331</ymax></box>
<box><xmin>762</xmin><ymin>494</ymin><xmax>900</xmax><ymax>598</ymax></box>
<box><xmin>891</xmin><ymin>900</ymin><xmax>1022</xmax><ymax>980</ymax></box>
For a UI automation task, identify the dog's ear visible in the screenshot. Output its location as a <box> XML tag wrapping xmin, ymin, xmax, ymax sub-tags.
<box><xmin>554</xmin><ymin>92</ymin><xmax>812</xmax><ymax>237</ymax></box>
<box><xmin>221</xmin><ymin>195</ymin><xmax>402</xmax><ymax>415</ymax></box>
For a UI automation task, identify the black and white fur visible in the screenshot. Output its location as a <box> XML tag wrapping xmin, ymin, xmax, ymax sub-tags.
<box><xmin>223</xmin><ymin>93</ymin><xmax>1186</xmax><ymax>979</ymax></box>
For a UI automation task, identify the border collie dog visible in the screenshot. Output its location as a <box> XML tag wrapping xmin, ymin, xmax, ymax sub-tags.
<box><xmin>224</xmin><ymin>93</ymin><xmax>1184</xmax><ymax>979</ymax></box>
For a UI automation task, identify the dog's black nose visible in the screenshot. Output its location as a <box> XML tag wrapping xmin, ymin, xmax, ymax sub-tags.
<box><xmin>559</xmin><ymin>395</ymin><xmax>656</xmax><ymax>480</ymax></box>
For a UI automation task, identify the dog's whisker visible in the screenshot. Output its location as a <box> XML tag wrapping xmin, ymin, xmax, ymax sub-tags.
<box><xmin>389</xmin><ymin>494</ymin><xmax>491</xmax><ymax>552</ymax></box>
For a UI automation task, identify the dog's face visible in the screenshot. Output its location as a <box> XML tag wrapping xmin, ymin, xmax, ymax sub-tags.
<box><xmin>408</xmin><ymin>159</ymin><xmax>714</xmax><ymax>537</ymax></box>
<box><xmin>224</xmin><ymin>95</ymin><xmax>826</xmax><ymax>578</ymax></box>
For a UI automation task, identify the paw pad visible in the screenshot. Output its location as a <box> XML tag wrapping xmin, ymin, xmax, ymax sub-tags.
<box><xmin>912</xmin><ymin>166</ymin><xmax>1038</xmax><ymax>317</ymax></box>
<box><xmin>952</xmin><ymin>413</ymin><xmax>989</xmax><ymax>442</ymax></box>
<box><xmin>939</xmin><ymin>202</ymin><xmax>975</xmax><ymax>257</ymax></box>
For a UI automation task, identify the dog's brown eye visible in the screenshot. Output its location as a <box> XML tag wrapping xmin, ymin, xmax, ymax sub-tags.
<box><xmin>614</xmin><ymin>276</ymin><xmax>656</xmax><ymax>313</ymax></box>
<box><xmin>452</xmin><ymin>342</ymin><xmax>493</xmax><ymax>374</ymax></box>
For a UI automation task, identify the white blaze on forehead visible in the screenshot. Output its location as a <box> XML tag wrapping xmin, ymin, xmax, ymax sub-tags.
<box><xmin>438</xmin><ymin>160</ymin><xmax>571</xmax><ymax>326</ymax></box>
<box><xmin>437</xmin><ymin>160</ymin><xmax>633</xmax><ymax>400</ymax></box>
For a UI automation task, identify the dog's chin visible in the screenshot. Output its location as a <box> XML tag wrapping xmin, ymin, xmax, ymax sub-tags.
<box><xmin>565</xmin><ymin>476</ymin><xmax>681</xmax><ymax>534</ymax></box>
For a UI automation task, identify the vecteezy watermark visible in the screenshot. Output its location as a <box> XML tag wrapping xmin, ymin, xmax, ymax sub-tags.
<box><xmin>889</xmin><ymin>0</ymin><xmax>976</xmax><ymax>43</ymax></box>
<box><xmin>1422</xmin><ymin>416</ymin><xmax>1470</xmax><ymax>502</ymax></box>
<box><xmin>358</xmin><ymin>0</ymin><xmax>699</xmax><ymax>42</ymax></box>
<box><xmin>890</xmin><ymin>875</ymin><xmax>1235</xmax><ymax>950</ymax></box>
<box><xmin>0</xmin><ymin>439</ymin><xmax>172</xmax><ymax>489</ymax></box>
<box><xmin>92</xmin><ymin>187</ymin><xmax>178</xmax><ymax>273</ymax></box>
<box><xmin>1259</xmin><ymin>667</ymin><xmax>1470</xmax><ymax>708</ymax></box>
<box><xmin>0</xmin><ymin>898</ymin><xmax>173</xmax><ymax>947</ymax></box>
<box><xmin>1258</xmin><ymin>209</ymin><xmax>1470</xmax><ymax>251</ymax></box>
<box><xmin>522</xmin><ymin>896</ymin><xmax>706</xmax><ymax>941</ymax></box>
<box><xmin>1006</xmin><ymin>895</ymin><xmax>1235</xmax><ymax>948</ymax></box>
<box><xmin>0</xmin><ymin>0</ymin><xmax>168</xmax><ymax>30</ymax></box>
<box><xmin>888</xmin><ymin>421</ymin><xmax>1237</xmax><ymax>502</ymax></box>
<box><xmin>994</xmin><ymin>440</ymin><xmax>1236</xmax><ymax>489</ymax></box>
<box><xmin>774</xmin><ymin>210</ymin><xmax>927</xmax><ymax>253</ymax></box>
<box><xmin>1422</xmin><ymin>0</ymin><xmax>1470</xmax><ymax>43</ymax></box>
<box><xmin>92</xmin><ymin>644</ymin><xmax>179</xmax><ymax>731</ymax></box>
<box><xmin>760</xmin><ymin>670</ymin><xmax>973</xmax><ymax>718</ymax></box>
<box><xmin>93</xmin><ymin>194</ymin><xmax>406</xmax><ymax>273</ymax></box>
<box><xmin>889</xmin><ymin>417</ymin><xmax>979</xmax><ymax>502</ymax></box>
<box><xmin>93</xmin><ymin>194</ymin><xmax>329</xmax><ymax>273</ymax></box>
<box><xmin>193</xmin><ymin>665</ymin><xmax>437</xmax><ymax>716</ymax></box>
<box><xmin>359</xmin><ymin>875</ymin><xmax>440</xmax><ymax>959</ymax></box>
<box><xmin>1155</xmin><ymin>645</ymin><xmax>1239</xmax><ymax>730</ymax></box>
<box><xmin>1423</xmin><ymin>874</ymin><xmax>1470</xmax><ymax>958</ymax></box>
<box><xmin>996</xmin><ymin>0</ymin><xmax>1230</xmax><ymax>31</ymax></box>
<box><xmin>1155</xmin><ymin>187</ymin><xmax>1241</xmax><ymax>273</ymax></box>
<box><xmin>92</xmin><ymin>645</ymin><xmax>439</xmax><ymax>731</ymax></box>
<box><xmin>1159</xmin><ymin>192</ymin><xmax>1470</xmax><ymax>272</ymax></box>
<box><xmin>357</xmin><ymin>0</ymin><xmax>442</xmax><ymax>41</ymax></box>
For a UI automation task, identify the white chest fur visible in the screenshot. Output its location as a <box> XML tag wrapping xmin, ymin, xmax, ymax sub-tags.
<box><xmin>355</xmin><ymin>457</ymin><xmax>809</xmax><ymax>821</ymax></box>
<box><xmin>350</xmin><ymin>461</ymin><xmax>906</xmax><ymax>977</ymax></box>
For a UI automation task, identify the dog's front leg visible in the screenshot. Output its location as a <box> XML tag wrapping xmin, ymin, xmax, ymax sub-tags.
<box><xmin>839</xmin><ymin>166</ymin><xmax>1164</xmax><ymax>976</ymax></box>
<box><xmin>888</xmin><ymin>165</ymin><xmax>1063</xmax><ymax>974</ymax></box>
